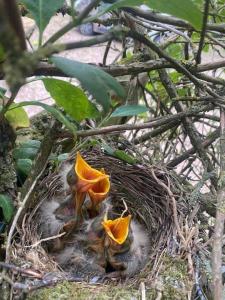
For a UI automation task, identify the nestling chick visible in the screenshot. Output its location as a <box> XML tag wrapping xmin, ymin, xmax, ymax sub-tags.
<box><xmin>102</xmin><ymin>215</ymin><xmax>150</xmax><ymax>277</ymax></box>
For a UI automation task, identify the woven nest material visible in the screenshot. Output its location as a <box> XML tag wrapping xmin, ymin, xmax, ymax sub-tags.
<box><xmin>13</xmin><ymin>147</ymin><xmax>187</xmax><ymax>287</ymax></box>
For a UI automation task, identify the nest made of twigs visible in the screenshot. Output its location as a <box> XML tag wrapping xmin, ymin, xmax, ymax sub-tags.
<box><xmin>13</xmin><ymin>147</ymin><xmax>187</xmax><ymax>287</ymax></box>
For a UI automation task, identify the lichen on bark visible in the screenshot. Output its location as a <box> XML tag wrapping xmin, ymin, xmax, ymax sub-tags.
<box><xmin>0</xmin><ymin>116</ymin><xmax>17</xmax><ymax>196</ymax></box>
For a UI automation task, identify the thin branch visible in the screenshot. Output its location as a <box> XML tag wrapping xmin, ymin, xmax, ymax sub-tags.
<box><xmin>196</xmin><ymin>0</ymin><xmax>210</xmax><ymax>64</ymax></box>
<box><xmin>1</xmin><ymin>57</ymin><xmax>225</xmax><ymax>80</ymax></box>
<box><xmin>44</xmin><ymin>0</ymin><xmax>101</xmax><ymax>45</ymax></box>
<box><xmin>76</xmin><ymin>104</ymin><xmax>213</xmax><ymax>138</ymax></box>
<box><xmin>103</xmin><ymin>40</ymin><xmax>112</xmax><ymax>66</ymax></box>
<box><xmin>62</xmin><ymin>28</ymin><xmax>117</xmax><ymax>51</ymax></box>
<box><xmin>167</xmin><ymin>128</ymin><xmax>220</xmax><ymax>168</ymax></box>
<box><xmin>123</xmin><ymin>7</ymin><xmax>225</xmax><ymax>34</ymax></box>
<box><xmin>212</xmin><ymin>108</ymin><xmax>225</xmax><ymax>300</ymax></box>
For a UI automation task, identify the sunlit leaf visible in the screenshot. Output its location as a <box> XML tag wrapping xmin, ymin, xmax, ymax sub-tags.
<box><xmin>51</xmin><ymin>56</ymin><xmax>125</xmax><ymax>112</ymax></box>
<box><xmin>10</xmin><ymin>101</ymin><xmax>77</xmax><ymax>136</ymax></box>
<box><xmin>0</xmin><ymin>194</ymin><xmax>14</xmax><ymax>223</ymax></box>
<box><xmin>42</xmin><ymin>78</ymin><xmax>99</xmax><ymax>121</ymax></box>
<box><xmin>5</xmin><ymin>105</ymin><xmax>30</xmax><ymax>129</ymax></box>
<box><xmin>111</xmin><ymin>105</ymin><xmax>148</xmax><ymax>117</ymax></box>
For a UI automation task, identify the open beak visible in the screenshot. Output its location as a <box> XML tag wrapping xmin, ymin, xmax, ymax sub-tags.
<box><xmin>88</xmin><ymin>176</ymin><xmax>110</xmax><ymax>211</ymax></box>
<box><xmin>74</xmin><ymin>152</ymin><xmax>109</xmax><ymax>218</ymax></box>
<box><xmin>102</xmin><ymin>215</ymin><xmax>131</xmax><ymax>245</ymax></box>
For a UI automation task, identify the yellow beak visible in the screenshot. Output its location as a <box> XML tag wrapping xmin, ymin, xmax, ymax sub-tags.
<box><xmin>88</xmin><ymin>176</ymin><xmax>110</xmax><ymax>208</ymax></box>
<box><xmin>74</xmin><ymin>152</ymin><xmax>109</xmax><ymax>217</ymax></box>
<box><xmin>102</xmin><ymin>215</ymin><xmax>131</xmax><ymax>245</ymax></box>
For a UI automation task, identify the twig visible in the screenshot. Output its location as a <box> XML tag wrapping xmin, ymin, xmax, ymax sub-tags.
<box><xmin>62</xmin><ymin>29</ymin><xmax>117</xmax><ymax>51</ymax></box>
<box><xmin>123</xmin><ymin>7</ymin><xmax>225</xmax><ymax>34</ymax></box>
<box><xmin>196</xmin><ymin>0</ymin><xmax>210</xmax><ymax>64</ymax></box>
<box><xmin>103</xmin><ymin>40</ymin><xmax>112</xmax><ymax>66</ymax></box>
<box><xmin>167</xmin><ymin>128</ymin><xmax>220</xmax><ymax>168</ymax></box>
<box><xmin>44</xmin><ymin>0</ymin><xmax>101</xmax><ymax>45</ymax></box>
<box><xmin>25</xmin><ymin>232</ymin><xmax>66</xmax><ymax>248</ymax></box>
<box><xmin>212</xmin><ymin>108</ymin><xmax>225</xmax><ymax>300</ymax></box>
<box><xmin>76</xmin><ymin>104</ymin><xmax>213</xmax><ymax>138</ymax></box>
<box><xmin>151</xmin><ymin>170</ymin><xmax>185</xmax><ymax>243</ymax></box>
<box><xmin>139</xmin><ymin>282</ymin><xmax>146</xmax><ymax>300</ymax></box>
<box><xmin>0</xmin><ymin>262</ymin><xmax>43</xmax><ymax>279</ymax></box>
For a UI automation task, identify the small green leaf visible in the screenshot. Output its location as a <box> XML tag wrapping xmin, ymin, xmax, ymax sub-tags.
<box><xmin>88</xmin><ymin>0</ymin><xmax>202</xmax><ymax>30</ymax></box>
<box><xmin>57</xmin><ymin>153</ymin><xmax>69</xmax><ymax>162</ymax></box>
<box><xmin>102</xmin><ymin>142</ymin><xmax>137</xmax><ymax>164</ymax></box>
<box><xmin>51</xmin><ymin>56</ymin><xmax>125</xmax><ymax>112</ymax></box>
<box><xmin>114</xmin><ymin>150</ymin><xmax>137</xmax><ymax>164</ymax></box>
<box><xmin>5</xmin><ymin>105</ymin><xmax>30</xmax><ymax>129</ymax></box>
<box><xmin>102</xmin><ymin>143</ymin><xmax>115</xmax><ymax>156</ymax></box>
<box><xmin>0</xmin><ymin>87</ymin><xmax>6</xmax><ymax>98</ymax></box>
<box><xmin>13</xmin><ymin>147</ymin><xmax>39</xmax><ymax>160</ymax></box>
<box><xmin>0</xmin><ymin>194</ymin><xmax>14</xmax><ymax>223</ymax></box>
<box><xmin>10</xmin><ymin>101</ymin><xmax>77</xmax><ymax>136</ymax></box>
<box><xmin>20</xmin><ymin>0</ymin><xmax>65</xmax><ymax>35</ymax></box>
<box><xmin>20</xmin><ymin>140</ymin><xmax>41</xmax><ymax>149</ymax></box>
<box><xmin>111</xmin><ymin>105</ymin><xmax>148</xmax><ymax>118</ymax></box>
<box><xmin>42</xmin><ymin>78</ymin><xmax>99</xmax><ymax>121</ymax></box>
<box><xmin>16</xmin><ymin>159</ymin><xmax>33</xmax><ymax>177</ymax></box>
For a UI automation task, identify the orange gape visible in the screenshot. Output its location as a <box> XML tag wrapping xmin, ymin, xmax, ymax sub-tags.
<box><xmin>102</xmin><ymin>215</ymin><xmax>132</xmax><ymax>245</ymax></box>
<box><xmin>74</xmin><ymin>152</ymin><xmax>110</xmax><ymax>217</ymax></box>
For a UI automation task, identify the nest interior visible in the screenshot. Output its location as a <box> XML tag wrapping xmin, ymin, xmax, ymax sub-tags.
<box><xmin>13</xmin><ymin>148</ymin><xmax>188</xmax><ymax>297</ymax></box>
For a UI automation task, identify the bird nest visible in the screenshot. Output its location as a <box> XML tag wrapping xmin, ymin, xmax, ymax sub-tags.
<box><xmin>11</xmin><ymin>147</ymin><xmax>189</xmax><ymax>296</ymax></box>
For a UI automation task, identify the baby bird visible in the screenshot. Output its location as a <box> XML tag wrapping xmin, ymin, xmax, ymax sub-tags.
<box><xmin>102</xmin><ymin>215</ymin><xmax>150</xmax><ymax>278</ymax></box>
<box><xmin>54</xmin><ymin>213</ymin><xmax>109</xmax><ymax>279</ymax></box>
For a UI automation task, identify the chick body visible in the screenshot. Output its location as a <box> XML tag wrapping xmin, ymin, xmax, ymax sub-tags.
<box><xmin>105</xmin><ymin>220</ymin><xmax>150</xmax><ymax>277</ymax></box>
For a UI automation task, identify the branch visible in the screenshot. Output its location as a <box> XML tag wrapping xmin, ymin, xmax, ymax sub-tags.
<box><xmin>123</xmin><ymin>7</ymin><xmax>225</xmax><ymax>34</ymax></box>
<box><xmin>167</xmin><ymin>128</ymin><xmax>220</xmax><ymax>168</ymax></box>
<box><xmin>133</xmin><ymin>120</ymin><xmax>180</xmax><ymax>145</ymax></box>
<box><xmin>1</xmin><ymin>57</ymin><xmax>225</xmax><ymax>80</ymax></box>
<box><xmin>212</xmin><ymin>109</ymin><xmax>225</xmax><ymax>300</ymax></box>
<box><xmin>76</xmin><ymin>104</ymin><xmax>213</xmax><ymax>138</ymax></box>
<box><xmin>158</xmin><ymin>66</ymin><xmax>217</xmax><ymax>186</ymax></box>
<box><xmin>62</xmin><ymin>27</ymin><xmax>121</xmax><ymax>51</ymax></box>
<box><xmin>44</xmin><ymin>0</ymin><xmax>101</xmax><ymax>45</ymax></box>
<box><xmin>196</xmin><ymin>0</ymin><xmax>210</xmax><ymax>64</ymax></box>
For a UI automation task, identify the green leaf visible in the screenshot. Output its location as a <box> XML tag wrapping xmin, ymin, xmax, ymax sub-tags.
<box><xmin>20</xmin><ymin>140</ymin><xmax>41</xmax><ymax>149</ymax></box>
<box><xmin>20</xmin><ymin>0</ymin><xmax>65</xmax><ymax>35</ymax></box>
<box><xmin>51</xmin><ymin>56</ymin><xmax>125</xmax><ymax>112</ymax></box>
<box><xmin>57</xmin><ymin>153</ymin><xmax>69</xmax><ymax>162</ymax></box>
<box><xmin>9</xmin><ymin>101</ymin><xmax>77</xmax><ymax>136</ymax></box>
<box><xmin>16</xmin><ymin>159</ymin><xmax>33</xmax><ymax>178</ymax></box>
<box><xmin>102</xmin><ymin>143</ymin><xmax>137</xmax><ymax>164</ymax></box>
<box><xmin>13</xmin><ymin>147</ymin><xmax>39</xmax><ymax>160</ymax></box>
<box><xmin>88</xmin><ymin>0</ymin><xmax>202</xmax><ymax>30</ymax></box>
<box><xmin>0</xmin><ymin>194</ymin><xmax>14</xmax><ymax>223</ymax></box>
<box><xmin>114</xmin><ymin>150</ymin><xmax>137</xmax><ymax>164</ymax></box>
<box><xmin>0</xmin><ymin>87</ymin><xmax>7</xmax><ymax>98</ymax></box>
<box><xmin>42</xmin><ymin>78</ymin><xmax>99</xmax><ymax>122</ymax></box>
<box><xmin>5</xmin><ymin>105</ymin><xmax>30</xmax><ymax>129</ymax></box>
<box><xmin>111</xmin><ymin>105</ymin><xmax>148</xmax><ymax>117</ymax></box>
